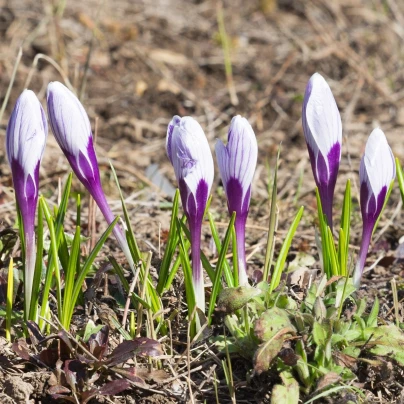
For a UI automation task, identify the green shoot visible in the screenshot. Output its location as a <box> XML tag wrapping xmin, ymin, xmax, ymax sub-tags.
<box><xmin>269</xmin><ymin>206</ymin><xmax>304</xmax><ymax>293</ymax></box>
<box><xmin>6</xmin><ymin>258</ymin><xmax>14</xmax><ymax>342</ymax></box>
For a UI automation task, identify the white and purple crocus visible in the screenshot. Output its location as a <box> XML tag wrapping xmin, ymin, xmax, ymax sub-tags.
<box><xmin>302</xmin><ymin>73</ymin><xmax>342</xmax><ymax>229</ymax></box>
<box><xmin>6</xmin><ymin>90</ymin><xmax>48</xmax><ymax>318</ymax></box>
<box><xmin>46</xmin><ymin>82</ymin><xmax>135</xmax><ymax>272</ymax></box>
<box><xmin>353</xmin><ymin>128</ymin><xmax>395</xmax><ymax>287</ymax></box>
<box><xmin>215</xmin><ymin>116</ymin><xmax>257</xmax><ymax>286</ymax></box>
<box><xmin>166</xmin><ymin>116</ymin><xmax>214</xmax><ymax>311</ymax></box>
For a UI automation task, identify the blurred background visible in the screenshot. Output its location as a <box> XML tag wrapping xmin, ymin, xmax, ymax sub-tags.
<box><xmin>1</xmin><ymin>0</ymin><xmax>404</xmax><ymax>269</ymax></box>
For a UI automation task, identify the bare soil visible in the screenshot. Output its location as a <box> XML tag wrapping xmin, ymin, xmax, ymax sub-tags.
<box><xmin>1</xmin><ymin>0</ymin><xmax>404</xmax><ymax>402</ymax></box>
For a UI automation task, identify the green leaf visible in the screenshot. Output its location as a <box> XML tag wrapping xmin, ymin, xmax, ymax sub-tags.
<box><xmin>396</xmin><ymin>157</ymin><xmax>404</xmax><ymax>204</ymax></box>
<box><xmin>263</xmin><ymin>147</ymin><xmax>280</xmax><ymax>283</ymax></box>
<box><xmin>338</xmin><ymin>179</ymin><xmax>351</xmax><ymax>275</ymax></box>
<box><xmin>110</xmin><ymin>162</ymin><xmax>162</xmax><ymax>318</ymax></box>
<box><xmin>254</xmin><ymin>334</ymin><xmax>284</xmax><ymax>375</ymax></box>
<box><xmin>372</xmin><ymin>178</ymin><xmax>395</xmax><ymax>237</ymax></box>
<box><xmin>177</xmin><ymin>218</ymin><xmax>196</xmax><ymax>336</ymax></box>
<box><xmin>312</xmin><ymin>321</ymin><xmax>327</xmax><ymax>346</ymax></box>
<box><xmin>207</xmin><ymin>212</ymin><xmax>236</xmax><ymax>324</ymax></box>
<box><xmin>62</xmin><ymin>225</ymin><xmax>81</xmax><ymax>328</ymax></box>
<box><xmin>255</xmin><ymin>307</ymin><xmax>296</xmax><ymax>342</ymax></box>
<box><xmin>365</xmin><ymin>324</ymin><xmax>404</xmax><ymax>365</ymax></box>
<box><xmin>29</xmin><ymin>202</ymin><xmax>44</xmax><ymax>321</ymax></box>
<box><xmin>271</xmin><ymin>371</ymin><xmax>299</xmax><ymax>404</ymax></box>
<box><xmin>269</xmin><ymin>206</ymin><xmax>304</xmax><ymax>293</ymax></box>
<box><xmin>327</xmin><ymin>226</ymin><xmax>339</xmax><ymax>276</ymax></box>
<box><xmin>208</xmin><ymin>212</ymin><xmax>234</xmax><ymax>288</ymax></box>
<box><xmin>67</xmin><ymin>217</ymin><xmax>119</xmax><ymax>327</ymax></box>
<box><xmin>83</xmin><ymin>319</ymin><xmax>104</xmax><ymax>342</ymax></box>
<box><xmin>157</xmin><ymin>189</ymin><xmax>180</xmax><ymax>294</ymax></box>
<box><xmin>216</xmin><ymin>286</ymin><xmax>261</xmax><ymax>313</ymax></box>
<box><xmin>367</xmin><ymin>297</ymin><xmax>379</xmax><ymax>328</ymax></box>
<box><xmin>315</xmin><ymin>187</ymin><xmax>331</xmax><ymax>278</ymax></box>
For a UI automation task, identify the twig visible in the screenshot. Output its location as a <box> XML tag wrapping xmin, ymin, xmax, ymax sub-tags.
<box><xmin>0</xmin><ymin>47</ymin><xmax>22</xmax><ymax>125</ymax></box>
<box><xmin>23</xmin><ymin>53</ymin><xmax>74</xmax><ymax>91</ymax></box>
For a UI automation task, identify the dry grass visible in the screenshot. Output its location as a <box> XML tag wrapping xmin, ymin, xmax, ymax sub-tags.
<box><xmin>1</xmin><ymin>0</ymin><xmax>404</xmax><ymax>402</ymax></box>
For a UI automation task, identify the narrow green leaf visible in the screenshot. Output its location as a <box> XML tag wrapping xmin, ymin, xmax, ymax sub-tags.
<box><xmin>327</xmin><ymin>226</ymin><xmax>339</xmax><ymax>277</ymax></box>
<box><xmin>110</xmin><ymin>162</ymin><xmax>161</xmax><ymax>317</ymax></box>
<box><xmin>315</xmin><ymin>188</ymin><xmax>329</xmax><ymax>277</ymax></box>
<box><xmin>367</xmin><ymin>296</ymin><xmax>379</xmax><ymax>328</ymax></box>
<box><xmin>263</xmin><ymin>147</ymin><xmax>280</xmax><ymax>283</ymax></box>
<box><xmin>207</xmin><ymin>212</ymin><xmax>236</xmax><ymax>324</ymax></box>
<box><xmin>6</xmin><ymin>258</ymin><xmax>14</xmax><ymax>341</ymax></box>
<box><xmin>231</xmin><ymin>224</ymin><xmax>238</xmax><ymax>287</ymax></box>
<box><xmin>67</xmin><ymin>217</ymin><xmax>119</xmax><ymax>325</ymax></box>
<box><xmin>269</xmin><ymin>206</ymin><xmax>304</xmax><ymax>293</ymax></box>
<box><xmin>40</xmin><ymin>197</ymin><xmax>63</xmax><ymax>322</ymax></box>
<box><xmin>157</xmin><ymin>189</ymin><xmax>180</xmax><ymax>294</ymax></box>
<box><xmin>338</xmin><ymin>228</ymin><xmax>347</xmax><ymax>277</ymax></box>
<box><xmin>177</xmin><ymin>218</ymin><xmax>196</xmax><ymax>336</ymax></box>
<box><xmin>396</xmin><ymin>157</ymin><xmax>404</xmax><ymax>204</ymax></box>
<box><xmin>372</xmin><ymin>178</ymin><xmax>395</xmax><ymax>237</ymax></box>
<box><xmin>208</xmin><ymin>212</ymin><xmax>234</xmax><ymax>288</ymax></box>
<box><xmin>29</xmin><ymin>202</ymin><xmax>44</xmax><ymax>321</ymax></box>
<box><xmin>62</xmin><ymin>226</ymin><xmax>81</xmax><ymax>328</ymax></box>
<box><xmin>340</xmin><ymin>179</ymin><xmax>351</xmax><ymax>265</ymax></box>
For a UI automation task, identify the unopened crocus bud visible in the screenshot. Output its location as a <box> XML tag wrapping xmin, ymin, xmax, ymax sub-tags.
<box><xmin>302</xmin><ymin>73</ymin><xmax>342</xmax><ymax>229</ymax></box>
<box><xmin>46</xmin><ymin>82</ymin><xmax>134</xmax><ymax>271</ymax></box>
<box><xmin>353</xmin><ymin>128</ymin><xmax>395</xmax><ymax>287</ymax></box>
<box><xmin>6</xmin><ymin>90</ymin><xmax>48</xmax><ymax>318</ymax></box>
<box><xmin>166</xmin><ymin>116</ymin><xmax>214</xmax><ymax>310</ymax></box>
<box><xmin>215</xmin><ymin>116</ymin><xmax>257</xmax><ymax>286</ymax></box>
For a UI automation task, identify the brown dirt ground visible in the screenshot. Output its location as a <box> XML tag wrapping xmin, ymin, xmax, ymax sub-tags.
<box><xmin>1</xmin><ymin>0</ymin><xmax>404</xmax><ymax>402</ymax></box>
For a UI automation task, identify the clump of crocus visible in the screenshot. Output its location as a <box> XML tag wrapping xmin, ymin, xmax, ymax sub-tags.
<box><xmin>215</xmin><ymin>116</ymin><xmax>257</xmax><ymax>286</ymax></box>
<box><xmin>166</xmin><ymin>116</ymin><xmax>214</xmax><ymax>310</ymax></box>
<box><xmin>46</xmin><ymin>82</ymin><xmax>135</xmax><ymax>271</ymax></box>
<box><xmin>6</xmin><ymin>90</ymin><xmax>48</xmax><ymax>318</ymax></box>
<box><xmin>302</xmin><ymin>73</ymin><xmax>342</xmax><ymax>229</ymax></box>
<box><xmin>353</xmin><ymin>128</ymin><xmax>395</xmax><ymax>287</ymax></box>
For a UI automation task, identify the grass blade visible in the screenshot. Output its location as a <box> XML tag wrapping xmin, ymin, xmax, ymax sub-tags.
<box><xmin>207</xmin><ymin>212</ymin><xmax>236</xmax><ymax>324</ymax></box>
<box><xmin>6</xmin><ymin>258</ymin><xmax>14</xmax><ymax>341</ymax></box>
<box><xmin>110</xmin><ymin>162</ymin><xmax>162</xmax><ymax>317</ymax></box>
<box><xmin>269</xmin><ymin>206</ymin><xmax>304</xmax><ymax>293</ymax></box>
<box><xmin>263</xmin><ymin>148</ymin><xmax>280</xmax><ymax>283</ymax></box>
<box><xmin>67</xmin><ymin>217</ymin><xmax>119</xmax><ymax>326</ymax></box>
<box><xmin>177</xmin><ymin>218</ymin><xmax>196</xmax><ymax>336</ymax></box>
<box><xmin>62</xmin><ymin>225</ymin><xmax>81</xmax><ymax>329</ymax></box>
<box><xmin>208</xmin><ymin>212</ymin><xmax>234</xmax><ymax>288</ymax></box>
<box><xmin>157</xmin><ymin>189</ymin><xmax>180</xmax><ymax>294</ymax></box>
<box><xmin>29</xmin><ymin>202</ymin><xmax>44</xmax><ymax>321</ymax></box>
<box><xmin>396</xmin><ymin>157</ymin><xmax>404</xmax><ymax>204</ymax></box>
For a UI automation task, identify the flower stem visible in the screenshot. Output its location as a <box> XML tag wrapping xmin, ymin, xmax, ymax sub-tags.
<box><xmin>91</xmin><ymin>188</ymin><xmax>135</xmax><ymax>272</ymax></box>
<box><xmin>189</xmin><ymin>219</ymin><xmax>205</xmax><ymax>311</ymax></box>
<box><xmin>235</xmin><ymin>216</ymin><xmax>248</xmax><ymax>286</ymax></box>
<box><xmin>24</xmin><ymin>231</ymin><xmax>36</xmax><ymax>320</ymax></box>
<box><xmin>353</xmin><ymin>223</ymin><xmax>373</xmax><ymax>288</ymax></box>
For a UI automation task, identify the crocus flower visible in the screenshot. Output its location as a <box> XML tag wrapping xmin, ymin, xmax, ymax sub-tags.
<box><xmin>353</xmin><ymin>128</ymin><xmax>395</xmax><ymax>287</ymax></box>
<box><xmin>166</xmin><ymin>116</ymin><xmax>214</xmax><ymax>311</ymax></box>
<box><xmin>302</xmin><ymin>73</ymin><xmax>342</xmax><ymax>229</ymax></box>
<box><xmin>46</xmin><ymin>82</ymin><xmax>135</xmax><ymax>272</ymax></box>
<box><xmin>6</xmin><ymin>90</ymin><xmax>48</xmax><ymax>318</ymax></box>
<box><xmin>215</xmin><ymin>116</ymin><xmax>257</xmax><ymax>286</ymax></box>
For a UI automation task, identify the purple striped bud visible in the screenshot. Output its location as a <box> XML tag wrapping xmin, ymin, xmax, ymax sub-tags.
<box><xmin>46</xmin><ymin>82</ymin><xmax>135</xmax><ymax>272</ymax></box>
<box><xmin>353</xmin><ymin>128</ymin><xmax>395</xmax><ymax>287</ymax></box>
<box><xmin>302</xmin><ymin>73</ymin><xmax>342</xmax><ymax>229</ymax></box>
<box><xmin>166</xmin><ymin>116</ymin><xmax>214</xmax><ymax>310</ymax></box>
<box><xmin>6</xmin><ymin>90</ymin><xmax>48</xmax><ymax>317</ymax></box>
<box><xmin>215</xmin><ymin>116</ymin><xmax>257</xmax><ymax>286</ymax></box>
